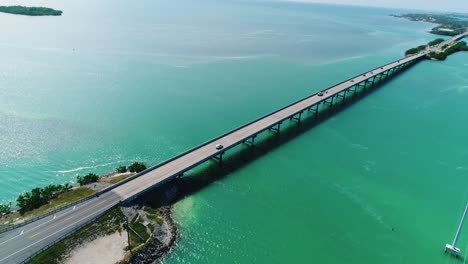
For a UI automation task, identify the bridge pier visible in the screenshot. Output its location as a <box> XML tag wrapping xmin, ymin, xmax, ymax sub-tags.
<box><xmin>308</xmin><ymin>104</ymin><xmax>319</xmax><ymax>118</ymax></box>
<box><xmin>336</xmin><ymin>91</ymin><xmax>346</xmax><ymax>99</ymax></box>
<box><xmin>308</xmin><ymin>104</ymin><xmax>319</xmax><ymax>113</ymax></box>
<box><xmin>269</xmin><ymin>122</ymin><xmax>281</xmax><ymax>134</ymax></box>
<box><xmin>348</xmin><ymin>85</ymin><xmax>357</xmax><ymax>96</ymax></box>
<box><xmin>243</xmin><ymin>134</ymin><xmax>257</xmax><ymax>146</ymax></box>
<box><xmin>323</xmin><ymin>96</ymin><xmax>334</xmax><ymax>107</ymax></box>
<box><xmin>212</xmin><ymin>152</ymin><xmax>224</xmax><ymax>164</ymax></box>
<box><xmin>290</xmin><ymin>111</ymin><xmax>303</xmax><ymax>122</ymax></box>
<box><xmin>357</xmin><ymin>81</ymin><xmax>367</xmax><ymax>90</ymax></box>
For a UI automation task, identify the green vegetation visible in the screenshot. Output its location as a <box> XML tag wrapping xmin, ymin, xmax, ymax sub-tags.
<box><xmin>0</xmin><ymin>202</ymin><xmax>11</xmax><ymax>215</ymax></box>
<box><xmin>127</xmin><ymin>214</ymin><xmax>150</xmax><ymax>248</ymax></box>
<box><xmin>404</xmin><ymin>38</ymin><xmax>468</xmax><ymax>59</ymax></box>
<box><xmin>393</xmin><ymin>13</ymin><xmax>468</xmax><ymax>36</ymax></box>
<box><xmin>3</xmin><ymin>187</ymin><xmax>95</xmax><ymax>224</ymax></box>
<box><xmin>16</xmin><ymin>183</ymin><xmax>72</xmax><ymax>214</ymax></box>
<box><xmin>428</xmin><ymin>38</ymin><xmax>445</xmax><ymax>46</ymax></box>
<box><xmin>147</xmin><ymin>213</ymin><xmax>163</xmax><ymax>225</ymax></box>
<box><xmin>0</xmin><ymin>6</ymin><xmax>62</xmax><ymax>16</ymax></box>
<box><xmin>147</xmin><ymin>223</ymin><xmax>155</xmax><ymax>233</ymax></box>
<box><xmin>128</xmin><ymin>162</ymin><xmax>147</xmax><ymax>173</ymax></box>
<box><xmin>143</xmin><ymin>205</ymin><xmax>159</xmax><ymax>215</ymax></box>
<box><xmin>2</xmin><ymin>160</ymin><xmax>145</xmax><ymax>220</ymax></box>
<box><xmin>405</xmin><ymin>45</ymin><xmax>427</xmax><ymax>56</ymax></box>
<box><xmin>116</xmin><ymin>165</ymin><xmax>127</xmax><ymax>173</ymax></box>
<box><xmin>428</xmin><ymin>41</ymin><xmax>468</xmax><ymax>60</ymax></box>
<box><xmin>28</xmin><ymin>208</ymin><xmax>125</xmax><ymax>264</ymax></box>
<box><xmin>77</xmin><ymin>173</ymin><xmax>99</xmax><ymax>186</ymax></box>
<box><xmin>109</xmin><ymin>174</ymin><xmax>131</xmax><ymax>184</ymax></box>
<box><xmin>144</xmin><ymin>204</ymin><xmax>163</xmax><ymax>224</ymax></box>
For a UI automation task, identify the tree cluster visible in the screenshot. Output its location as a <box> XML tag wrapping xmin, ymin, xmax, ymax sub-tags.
<box><xmin>77</xmin><ymin>173</ymin><xmax>99</xmax><ymax>186</ymax></box>
<box><xmin>0</xmin><ymin>202</ymin><xmax>11</xmax><ymax>215</ymax></box>
<box><xmin>128</xmin><ymin>162</ymin><xmax>147</xmax><ymax>173</ymax></box>
<box><xmin>428</xmin><ymin>38</ymin><xmax>445</xmax><ymax>46</ymax></box>
<box><xmin>405</xmin><ymin>45</ymin><xmax>427</xmax><ymax>56</ymax></box>
<box><xmin>116</xmin><ymin>165</ymin><xmax>127</xmax><ymax>173</ymax></box>
<box><xmin>428</xmin><ymin>41</ymin><xmax>468</xmax><ymax>61</ymax></box>
<box><xmin>16</xmin><ymin>183</ymin><xmax>71</xmax><ymax>214</ymax></box>
<box><xmin>0</xmin><ymin>5</ymin><xmax>62</xmax><ymax>16</ymax></box>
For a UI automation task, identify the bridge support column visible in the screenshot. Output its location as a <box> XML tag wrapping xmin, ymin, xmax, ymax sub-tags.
<box><xmin>337</xmin><ymin>91</ymin><xmax>346</xmax><ymax>99</ymax></box>
<box><xmin>308</xmin><ymin>104</ymin><xmax>319</xmax><ymax>118</ymax></box>
<box><xmin>348</xmin><ymin>86</ymin><xmax>357</xmax><ymax>96</ymax></box>
<box><xmin>357</xmin><ymin>81</ymin><xmax>366</xmax><ymax>90</ymax></box>
<box><xmin>308</xmin><ymin>104</ymin><xmax>319</xmax><ymax>113</ymax></box>
<box><xmin>323</xmin><ymin>96</ymin><xmax>334</xmax><ymax>107</ymax></box>
<box><xmin>269</xmin><ymin>122</ymin><xmax>281</xmax><ymax>134</ymax></box>
<box><xmin>290</xmin><ymin>111</ymin><xmax>303</xmax><ymax>122</ymax></box>
<box><xmin>212</xmin><ymin>152</ymin><xmax>224</xmax><ymax>164</ymax></box>
<box><xmin>243</xmin><ymin>135</ymin><xmax>256</xmax><ymax>146</ymax></box>
<box><xmin>382</xmin><ymin>70</ymin><xmax>390</xmax><ymax>79</ymax></box>
<box><xmin>375</xmin><ymin>73</ymin><xmax>383</xmax><ymax>82</ymax></box>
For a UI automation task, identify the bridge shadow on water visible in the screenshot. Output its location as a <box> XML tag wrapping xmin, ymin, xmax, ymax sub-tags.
<box><xmin>141</xmin><ymin>69</ymin><xmax>409</xmax><ymax>207</ymax></box>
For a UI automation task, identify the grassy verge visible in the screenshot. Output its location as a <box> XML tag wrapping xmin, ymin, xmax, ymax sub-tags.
<box><xmin>28</xmin><ymin>207</ymin><xmax>125</xmax><ymax>264</ymax></box>
<box><xmin>109</xmin><ymin>175</ymin><xmax>131</xmax><ymax>184</ymax></box>
<box><xmin>1</xmin><ymin>187</ymin><xmax>95</xmax><ymax>225</ymax></box>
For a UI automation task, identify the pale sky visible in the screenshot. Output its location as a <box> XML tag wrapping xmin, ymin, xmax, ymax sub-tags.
<box><xmin>288</xmin><ymin>0</ymin><xmax>468</xmax><ymax>13</ymax></box>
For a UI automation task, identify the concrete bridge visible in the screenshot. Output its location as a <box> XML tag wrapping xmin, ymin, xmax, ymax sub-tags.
<box><xmin>0</xmin><ymin>33</ymin><xmax>466</xmax><ymax>263</ymax></box>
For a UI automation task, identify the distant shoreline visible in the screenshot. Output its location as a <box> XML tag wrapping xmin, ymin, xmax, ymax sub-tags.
<box><xmin>0</xmin><ymin>5</ymin><xmax>62</xmax><ymax>16</ymax></box>
<box><xmin>391</xmin><ymin>13</ymin><xmax>467</xmax><ymax>36</ymax></box>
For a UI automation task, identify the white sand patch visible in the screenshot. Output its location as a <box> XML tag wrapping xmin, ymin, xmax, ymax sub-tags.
<box><xmin>66</xmin><ymin>231</ymin><xmax>128</xmax><ymax>264</ymax></box>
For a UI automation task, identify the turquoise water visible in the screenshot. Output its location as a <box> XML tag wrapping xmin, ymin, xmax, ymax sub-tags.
<box><xmin>1</xmin><ymin>1</ymin><xmax>468</xmax><ymax>263</ymax></box>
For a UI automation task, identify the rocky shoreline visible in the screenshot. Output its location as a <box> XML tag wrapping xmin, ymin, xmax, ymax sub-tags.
<box><xmin>121</xmin><ymin>183</ymin><xmax>180</xmax><ymax>264</ymax></box>
<box><xmin>126</xmin><ymin>205</ymin><xmax>178</xmax><ymax>264</ymax></box>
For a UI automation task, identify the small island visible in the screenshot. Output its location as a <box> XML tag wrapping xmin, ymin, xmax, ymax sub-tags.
<box><xmin>0</xmin><ymin>5</ymin><xmax>62</xmax><ymax>16</ymax></box>
<box><xmin>392</xmin><ymin>13</ymin><xmax>468</xmax><ymax>36</ymax></box>
<box><xmin>404</xmin><ymin>37</ymin><xmax>468</xmax><ymax>61</ymax></box>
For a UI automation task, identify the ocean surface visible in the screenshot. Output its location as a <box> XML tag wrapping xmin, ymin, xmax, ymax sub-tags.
<box><xmin>1</xmin><ymin>0</ymin><xmax>468</xmax><ymax>263</ymax></box>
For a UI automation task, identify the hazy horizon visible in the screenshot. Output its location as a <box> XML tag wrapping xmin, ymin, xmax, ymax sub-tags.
<box><xmin>285</xmin><ymin>0</ymin><xmax>468</xmax><ymax>13</ymax></box>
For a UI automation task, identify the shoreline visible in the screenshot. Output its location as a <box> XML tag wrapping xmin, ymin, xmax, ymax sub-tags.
<box><xmin>125</xmin><ymin>205</ymin><xmax>178</xmax><ymax>263</ymax></box>
<box><xmin>391</xmin><ymin>13</ymin><xmax>467</xmax><ymax>37</ymax></box>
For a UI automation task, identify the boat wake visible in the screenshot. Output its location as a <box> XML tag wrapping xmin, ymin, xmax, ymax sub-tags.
<box><xmin>52</xmin><ymin>160</ymin><xmax>126</xmax><ymax>174</ymax></box>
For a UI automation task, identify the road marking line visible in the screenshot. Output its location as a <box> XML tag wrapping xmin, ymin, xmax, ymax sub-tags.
<box><xmin>29</xmin><ymin>199</ymin><xmax>108</xmax><ymax>239</ymax></box>
<box><xmin>53</xmin><ymin>215</ymin><xmax>56</xmax><ymax>219</ymax></box>
<box><xmin>8</xmin><ymin>197</ymin><xmax>100</xmax><ymax>237</ymax></box>
<box><xmin>20</xmin><ymin>230</ymin><xmax>23</xmax><ymax>235</ymax></box>
<box><xmin>0</xmin><ymin>203</ymin><xmax>116</xmax><ymax>263</ymax></box>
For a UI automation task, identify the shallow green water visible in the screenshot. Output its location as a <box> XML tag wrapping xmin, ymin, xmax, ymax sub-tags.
<box><xmin>1</xmin><ymin>1</ymin><xmax>467</xmax><ymax>263</ymax></box>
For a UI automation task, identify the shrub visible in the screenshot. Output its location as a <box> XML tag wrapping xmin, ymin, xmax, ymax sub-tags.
<box><xmin>16</xmin><ymin>184</ymin><xmax>67</xmax><ymax>214</ymax></box>
<box><xmin>77</xmin><ymin>173</ymin><xmax>99</xmax><ymax>186</ymax></box>
<box><xmin>0</xmin><ymin>202</ymin><xmax>11</xmax><ymax>215</ymax></box>
<box><xmin>128</xmin><ymin>162</ymin><xmax>147</xmax><ymax>173</ymax></box>
<box><xmin>116</xmin><ymin>166</ymin><xmax>127</xmax><ymax>173</ymax></box>
<box><xmin>428</xmin><ymin>38</ymin><xmax>444</xmax><ymax>46</ymax></box>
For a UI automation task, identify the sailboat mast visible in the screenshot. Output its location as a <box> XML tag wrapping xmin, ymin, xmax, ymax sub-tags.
<box><xmin>453</xmin><ymin>203</ymin><xmax>468</xmax><ymax>247</ymax></box>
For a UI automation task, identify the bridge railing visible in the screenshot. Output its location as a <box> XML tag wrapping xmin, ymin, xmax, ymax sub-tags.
<box><xmin>20</xmin><ymin>205</ymin><xmax>117</xmax><ymax>264</ymax></box>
